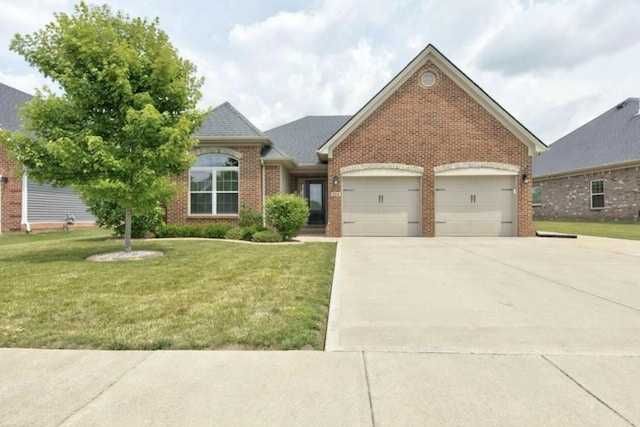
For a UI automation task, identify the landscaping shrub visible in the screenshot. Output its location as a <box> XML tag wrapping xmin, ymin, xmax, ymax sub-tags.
<box><xmin>238</xmin><ymin>205</ymin><xmax>263</xmax><ymax>228</ymax></box>
<box><xmin>265</xmin><ymin>194</ymin><xmax>310</xmax><ymax>240</ymax></box>
<box><xmin>240</xmin><ymin>225</ymin><xmax>267</xmax><ymax>241</ymax></box>
<box><xmin>203</xmin><ymin>223</ymin><xmax>232</xmax><ymax>239</ymax></box>
<box><xmin>224</xmin><ymin>227</ymin><xmax>244</xmax><ymax>240</ymax></box>
<box><xmin>155</xmin><ymin>224</ymin><xmax>181</xmax><ymax>238</ymax></box>
<box><xmin>252</xmin><ymin>230</ymin><xmax>283</xmax><ymax>242</ymax></box>
<box><xmin>155</xmin><ymin>224</ymin><xmax>204</xmax><ymax>238</ymax></box>
<box><xmin>182</xmin><ymin>225</ymin><xmax>203</xmax><ymax>238</ymax></box>
<box><xmin>89</xmin><ymin>200</ymin><xmax>164</xmax><ymax>238</ymax></box>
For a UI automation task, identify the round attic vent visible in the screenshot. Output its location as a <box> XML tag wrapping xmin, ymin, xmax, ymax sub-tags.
<box><xmin>420</xmin><ymin>72</ymin><xmax>436</xmax><ymax>87</ymax></box>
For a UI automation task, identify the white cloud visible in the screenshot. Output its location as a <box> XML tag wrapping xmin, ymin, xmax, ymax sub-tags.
<box><xmin>477</xmin><ymin>0</ymin><xmax>640</xmax><ymax>75</ymax></box>
<box><xmin>1</xmin><ymin>0</ymin><xmax>638</xmax><ymax>145</ymax></box>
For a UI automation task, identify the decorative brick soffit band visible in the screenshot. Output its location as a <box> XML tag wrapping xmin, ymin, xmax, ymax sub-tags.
<box><xmin>433</xmin><ymin>162</ymin><xmax>520</xmax><ymax>173</ymax></box>
<box><xmin>340</xmin><ymin>163</ymin><xmax>424</xmax><ymax>175</ymax></box>
<box><xmin>192</xmin><ymin>146</ymin><xmax>244</xmax><ymax>159</ymax></box>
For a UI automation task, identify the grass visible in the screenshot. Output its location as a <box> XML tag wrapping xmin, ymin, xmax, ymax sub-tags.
<box><xmin>0</xmin><ymin>229</ymin><xmax>336</xmax><ymax>350</ymax></box>
<box><xmin>535</xmin><ymin>220</ymin><xmax>640</xmax><ymax>241</ymax></box>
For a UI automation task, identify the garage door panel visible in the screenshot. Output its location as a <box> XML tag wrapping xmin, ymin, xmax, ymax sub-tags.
<box><xmin>435</xmin><ymin>176</ymin><xmax>515</xmax><ymax>237</ymax></box>
<box><xmin>342</xmin><ymin>177</ymin><xmax>421</xmax><ymax>237</ymax></box>
<box><xmin>343</xmin><ymin>220</ymin><xmax>420</xmax><ymax>237</ymax></box>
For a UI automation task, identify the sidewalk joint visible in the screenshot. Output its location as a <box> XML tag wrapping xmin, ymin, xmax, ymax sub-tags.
<box><xmin>541</xmin><ymin>355</ymin><xmax>636</xmax><ymax>427</ymax></box>
<box><xmin>362</xmin><ymin>351</ymin><xmax>377</xmax><ymax>427</ymax></box>
<box><xmin>55</xmin><ymin>351</ymin><xmax>154</xmax><ymax>427</ymax></box>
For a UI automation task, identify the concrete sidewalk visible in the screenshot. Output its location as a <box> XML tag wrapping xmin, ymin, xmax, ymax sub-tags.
<box><xmin>1</xmin><ymin>348</ymin><xmax>639</xmax><ymax>426</ymax></box>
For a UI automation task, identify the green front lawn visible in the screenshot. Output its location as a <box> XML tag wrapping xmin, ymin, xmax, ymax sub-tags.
<box><xmin>535</xmin><ymin>220</ymin><xmax>640</xmax><ymax>241</ymax></box>
<box><xmin>0</xmin><ymin>229</ymin><xmax>336</xmax><ymax>350</ymax></box>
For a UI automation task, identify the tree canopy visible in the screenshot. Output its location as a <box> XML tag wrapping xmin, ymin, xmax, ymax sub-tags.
<box><xmin>1</xmin><ymin>2</ymin><xmax>207</xmax><ymax>252</ymax></box>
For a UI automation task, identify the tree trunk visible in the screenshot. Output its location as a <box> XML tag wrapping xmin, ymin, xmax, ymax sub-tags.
<box><xmin>124</xmin><ymin>204</ymin><xmax>132</xmax><ymax>253</ymax></box>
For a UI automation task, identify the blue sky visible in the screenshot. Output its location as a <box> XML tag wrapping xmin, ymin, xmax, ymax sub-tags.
<box><xmin>1</xmin><ymin>0</ymin><xmax>639</xmax><ymax>143</ymax></box>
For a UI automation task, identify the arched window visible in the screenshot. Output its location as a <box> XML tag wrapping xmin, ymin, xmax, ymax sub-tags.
<box><xmin>189</xmin><ymin>154</ymin><xmax>239</xmax><ymax>215</ymax></box>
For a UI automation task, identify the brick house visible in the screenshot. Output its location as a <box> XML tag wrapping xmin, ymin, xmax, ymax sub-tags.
<box><xmin>167</xmin><ymin>44</ymin><xmax>547</xmax><ymax>237</ymax></box>
<box><xmin>0</xmin><ymin>82</ymin><xmax>94</xmax><ymax>234</ymax></box>
<box><xmin>533</xmin><ymin>98</ymin><xmax>640</xmax><ymax>222</ymax></box>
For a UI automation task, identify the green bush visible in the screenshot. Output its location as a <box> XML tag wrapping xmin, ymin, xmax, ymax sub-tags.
<box><xmin>238</xmin><ymin>205</ymin><xmax>263</xmax><ymax>228</ymax></box>
<box><xmin>88</xmin><ymin>200</ymin><xmax>164</xmax><ymax>238</ymax></box>
<box><xmin>265</xmin><ymin>194</ymin><xmax>310</xmax><ymax>240</ymax></box>
<box><xmin>182</xmin><ymin>225</ymin><xmax>203</xmax><ymax>238</ymax></box>
<box><xmin>155</xmin><ymin>224</ymin><xmax>204</xmax><ymax>238</ymax></box>
<box><xmin>203</xmin><ymin>223</ymin><xmax>232</xmax><ymax>239</ymax></box>
<box><xmin>224</xmin><ymin>227</ymin><xmax>244</xmax><ymax>240</ymax></box>
<box><xmin>241</xmin><ymin>225</ymin><xmax>267</xmax><ymax>240</ymax></box>
<box><xmin>252</xmin><ymin>230</ymin><xmax>283</xmax><ymax>242</ymax></box>
<box><xmin>155</xmin><ymin>224</ymin><xmax>181</xmax><ymax>238</ymax></box>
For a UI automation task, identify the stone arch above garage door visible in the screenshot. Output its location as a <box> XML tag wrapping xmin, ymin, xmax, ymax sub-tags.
<box><xmin>434</xmin><ymin>162</ymin><xmax>519</xmax><ymax>176</ymax></box>
<box><xmin>341</xmin><ymin>163</ymin><xmax>423</xmax><ymax>177</ymax></box>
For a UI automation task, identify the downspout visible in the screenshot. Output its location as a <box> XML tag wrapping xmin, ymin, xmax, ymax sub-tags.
<box><xmin>21</xmin><ymin>171</ymin><xmax>30</xmax><ymax>233</ymax></box>
<box><xmin>0</xmin><ymin>174</ymin><xmax>3</xmax><ymax>235</ymax></box>
<box><xmin>261</xmin><ymin>160</ymin><xmax>266</xmax><ymax>227</ymax></box>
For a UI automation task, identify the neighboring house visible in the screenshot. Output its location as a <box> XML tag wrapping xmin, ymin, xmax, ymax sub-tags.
<box><xmin>0</xmin><ymin>82</ymin><xmax>94</xmax><ymax>234</ymax></box>
<box><xmin>533</xmin><ymin>98</ymin><xmax>640</xmax><ymax>222</ymax></box>
<box><xmin>167</xmin><ymin>44</ymin><xmax>547</xmax><ymax>237</ymax></box>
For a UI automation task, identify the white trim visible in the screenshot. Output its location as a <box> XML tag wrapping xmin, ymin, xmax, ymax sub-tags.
<box><xmin>0</xmin><ymin>174</ymin><xmax>3</xmax><ymax>234</ymax></box>
<box><xmin>188</xmin><ymin>155</ymin><xmax>240</xmax><ymax>216</ymax></box>
<box><xmin>318</xmin><ymin>44</ymin><xmax>547</xmax><ymax>160</ymax></box>
<box><xmin>261</xmin><ymin>160</ymin><xmax>266</xmax><ymax>225</ymax></box>
<box><xmin>21</xmin><ymin>172</ymin><xmax>30</xmax><ymax>232</ymax></box>
<box><xmin>532</xmin><ymin>186</ymin><xmax>542</xmax><ymax>207</ymax></box>
<box><xmin>590</xmin><ymin>178</ymin><xmax>605</xmax><ymax>210</ymax></box>
<box><xmin>533</xmin><ymin>160</ymin><xmax>640</xmax><ymax>181</ymax></box>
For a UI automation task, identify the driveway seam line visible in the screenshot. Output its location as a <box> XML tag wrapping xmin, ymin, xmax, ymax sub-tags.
<box><xmin>362</xmin><ymin>351</ymin><xmax>377</xmax><ymax>427</ymax></box>
<box><xmin>451</xmin><ymin>244</ymin><xmax>640</xmax><ymax>314</ymax></box>
<box><xmin>541</xmin><ymin>355</ymin><xmax>636</xmax><ymax>427</ymax></box>
<box><xmin>55</xmin><ymin>351</ymin><xmax>154</xmax><ymax>427</ymax></box>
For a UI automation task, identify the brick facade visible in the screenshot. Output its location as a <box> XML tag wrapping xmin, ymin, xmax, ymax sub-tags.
<box><xmin>326</xmin><ymin>61</ymin><xmax>533</xmax><ymax>237</ymax></box>
<box><xmin>0</xmin><ymin>145</ymin><xmax>23</xmax><ymax>233</ymax></box>
<box><xmin>264</xmin><ymin>164</ymin><xmax>282</xmax><ymax>197</ymax></box>
<box><xmin>166</xmin><ymin>144</ymin><xmax>263</xmax><ymax>226</ymax></box>
<box><xmin>533</xmin><ymin>165</ymin><xmax>640</xmax><ymax>222</ymax></box>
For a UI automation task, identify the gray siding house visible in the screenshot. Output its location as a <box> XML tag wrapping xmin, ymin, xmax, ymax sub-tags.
<box><xmin>0</xmin><ymin>82</ymin><xmax>94</xmax><ymax>233</ymax></box>
<box><xmin>532</xmin><ymin>98</ymin><xmax>640</xmax><ymax>222</ymax></box>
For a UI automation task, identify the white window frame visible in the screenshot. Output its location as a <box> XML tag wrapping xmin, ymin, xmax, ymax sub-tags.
<box><xmin>590</xmin><ymin>179</ymin><xmax>605</xmax><ymax>210</ymax></box>
<box><xmin>532</xmin><ymin>186</ymin><xmax>542</xmax><ymax>206</ymax></box>
<box><xmin>189</xmin><ymin>155</ymin><xmax>239</xmax><ymax>215</ymax></box>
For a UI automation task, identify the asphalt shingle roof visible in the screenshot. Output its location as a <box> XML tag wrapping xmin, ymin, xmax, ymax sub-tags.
<box><xmin>0</xmin><ymin>82</ymin><xmax>32</xmax><ymax>131</ymax></box>
<box><xmin>265</xmin><ymin>115</ymin><xmax>352</xmax><ymax>164</ymax></box>
<box><xmin>194</xmin><ymin>101</ymin><xmax>264</xmax><ymax>138</ymax></box>
<box><xmin>533</xmin><ymin>98</ymin><xmax>640</xmax><ymax>177</ymax></box>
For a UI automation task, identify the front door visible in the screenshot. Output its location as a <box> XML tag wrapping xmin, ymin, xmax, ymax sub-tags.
<box><xmin>306</xmin><ymin>180</ymin><xmax>325</xmax><ymax>225</ymax></box>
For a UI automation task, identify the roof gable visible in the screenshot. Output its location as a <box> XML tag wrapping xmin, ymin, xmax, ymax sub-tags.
<box><xmin>533</xmin><ymin>98</ymin><xmax>640</xmax><ymax>177</ymax></box>
<box><xmin>317</xmin><ymin>44</ymin><xmax>547</xmax><ymax>160</ymax></box>
<box><xmin>195</xmin><ymin>101</ymin><xmax>266</xmax><ymax>139</ymax></box>
<box><xmin>0</xmin><ymin>82</ymin><xmax>32</xmax><ymax>131</ymax></box>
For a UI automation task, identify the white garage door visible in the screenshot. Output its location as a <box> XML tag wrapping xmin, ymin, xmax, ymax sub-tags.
<box><xmin>342</xmin><ymin>177</ymin><xmax>421</xmax><ymax>236</ymax></box>
<box><xmin>435</xmin><ymin>176</ymin><xmax>516</xmax><ymax>237</ymax></box>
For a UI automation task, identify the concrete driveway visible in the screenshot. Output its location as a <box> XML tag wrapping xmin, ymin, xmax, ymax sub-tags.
<box><xmin>3</xmin><ymin>236</ymin><xmax>640</xmax><ymax>426</ymax></box>
<box><xmin>326</xmin><ymin>236</ymin><xmax>640</xmax><ymax>354</ymax></box>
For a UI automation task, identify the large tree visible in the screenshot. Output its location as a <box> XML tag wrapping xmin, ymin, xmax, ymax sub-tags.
<box><xmin>1</xmin><ymin>2</ymin><xmax>206</xmax><ymax>252</ymax></box>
